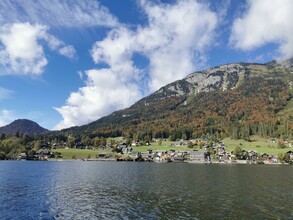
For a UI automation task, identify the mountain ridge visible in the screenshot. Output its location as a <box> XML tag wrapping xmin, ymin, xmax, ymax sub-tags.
<box><xmin>0</xmin><ymin>119</ymin><xmax>49</xmax><ymax>136</ymax></box>
<box><xmin>57</xmin><ymin>59</ymin><xmax>293</xmax><ymax>139</ymax></box>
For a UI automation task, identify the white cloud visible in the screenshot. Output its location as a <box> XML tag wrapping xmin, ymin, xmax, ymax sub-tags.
<box><xmin>55</xmin><ymin>0</ymin><xmax>218</xmax><ymax>129</ymax></box>
<box><xmin>0</xmin><ymin>87</ymin><xmax>13</xmax><ymax>101</ymax></box>
<box><xmin>59</xmin><ymin>46</ymin><xmax>76</xmax><ymax>59</ymax></box>
<box><xmin>0</xmin><ymin>0</ymin><xmax>118</xmax><ymax>28</ymax></box>
<box><xmin>138</xmin><ymin>0</ymin><xmax>217</xmax><ymax>90</ymax></box>
<box><xmin>0</xmin><ymin>22</ymin><xmax>75</xmax><ymax>75</ymax></box>
<box><xmin>54</xmin><ymin>69</ymin><xmax>142</xmax><ymax>130</ymax></box>
<box><xmin>230</xmin><ymin>0</ymin><xmax>293</xmax><ymax>60</ymax></box>
<box><xmin>0</xmin><ymin>109</ymin><xmax>14</xmax><ymax>127</ymax></box>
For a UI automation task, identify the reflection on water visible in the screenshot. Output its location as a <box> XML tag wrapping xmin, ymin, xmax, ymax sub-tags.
<box><xmin>0</xmin><ymin>161</ymin><xmax>292</xmax><ymax>219</ymax></box>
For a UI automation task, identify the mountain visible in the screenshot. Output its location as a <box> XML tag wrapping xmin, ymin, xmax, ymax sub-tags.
<box><xmin>0</xmin><ymin>119</ymin><xmax>49</xmax><ymax>136</ymax></box>
<box><xmin>60</xmin><ymin>59</ymin><xmax>293</xmax><ymax>140</ymax></box>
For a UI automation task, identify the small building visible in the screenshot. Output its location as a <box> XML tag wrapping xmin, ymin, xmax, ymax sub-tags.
<box><xmin>122</xmin><ymin>147</ymin><xmax>132</xmax><ymax>154</ymax></box>
<box><xmin>141</xmin><ymin>152</ymin><xmax>153</xmax><ymax>161</ymax></box>
<box><xmin>189</xmin><ymin>150</ymin><xmax>205</xmax><ymax>162</ymax></box>
<box><xmin>260</xmin><ymin>153</ymin><xmax>270</xmax><ymax>160</ymax></box>
<box><xmin>117</xmin><ymin>143</ymin><xmax>128</xmax><ymax>152</ymax></box>
<box><xmin>130</xmin><ymin>151</ymin><xmax>141</xmax><ymax>158</ymax></box>
<box><xmin>248</xmin><ymin>150</ymin><xmax>257</xmax><ymax>161</ymax></box>
<box><xmin>98</xmin><ymin>152</ymin><xmax>107</xmax><ymax>158</ymax></box>
<box><xmin>36</xmin><ymin>148</ymin><xmax>52</xmax><ymax>159</ymax></box>
<box><xmin>18</xmin><ymin>153</ymin><xmax>27</xmax><ymax>160</ymax></box>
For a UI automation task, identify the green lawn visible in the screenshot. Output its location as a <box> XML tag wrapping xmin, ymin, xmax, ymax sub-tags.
<box><xmin>222</xmin><ymin>136</ymin><xmax>291</xmax><ymax>155</ymax></box>
<box><xmin>52</xmin><ymin>148</ymin><xmax>106</xmax><ymax>159</ymax></box>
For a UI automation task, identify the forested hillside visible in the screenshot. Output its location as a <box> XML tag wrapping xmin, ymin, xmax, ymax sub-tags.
<box><xmin>57</xmin><ymin>60</ymin><xmax>293</xmax><ymax>141</ymax></box>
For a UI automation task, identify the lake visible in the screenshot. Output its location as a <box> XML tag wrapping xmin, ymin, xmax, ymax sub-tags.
<box><xmin>0</xmin><ymin>161</ymin><xmax>292</xmax><ymax>219</ymax></box>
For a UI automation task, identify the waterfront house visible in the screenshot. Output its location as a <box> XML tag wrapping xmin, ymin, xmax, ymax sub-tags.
<box><xmin>189</xmin><ymin>150</ymin><xmax>205</xmax><ymax>162</ymax></box>
<box><xmin>36</xmin><ymin>148</ymin><xmax>52</xmax><ymax>159</ymax></box>
<box><xmin>130</xmin><ymin>151</ymin><xmax>141</xmax><ymax>159</ymax></box>
<box><xmin>18</xmin><ymin>153</ymin><xmax>27</xmax><ymax>160</ymax></box>
<box><xmin>141</xmin><ymin>152</ymin><xmax>153</xmax><ymax>161</ymax></box>
<box><xmin>260</xmin><ymin>153</ymin><xmax>270</xmax><ymax>160</ymax></box>
<box><xmin>248</xmin><ymin>150</ymin><xmax>257</xmax><ymax>161</ymax></box>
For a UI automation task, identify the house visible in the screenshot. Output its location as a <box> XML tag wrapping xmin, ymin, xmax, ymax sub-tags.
<box><xmin>248</xmin><ymin>150</ymin><xmax>257</xmax><ymax>161</ymax></box>
<box><xmin>130</xmin><ymin>151</ymin><xmax>141</xmax><ymax>158</ymax></box>
<box><xmin>131</xmin><ymin>141</ymin><xmax>140</xmax><ymax>147</ymax></box>
<box><xmin>189</xmin><ymin>150</ymin><xmax>205</xmax><ymax>162</ymax></box>
<box><xmin>36</xmin><ymin>148</ymin><xmax>52</xmax><ymax>159</ymax></box>
<box><xmin>122</xmin><ymin>147</ymin><xmax>132</xmax><ymax>154</ymax></box>
<box><xmin>153</xmin><ymin>150</ymin><xmax>167</xmax><ymax>157</ymax></box>
<box><xmin>18</xmin><ymin>153</ymin><xmax>27</xmax><ymax>160</ymax></box>
<box><xmin>260</xmin><ymin>153</ymin><xmax>270</xmax><ymax>160</ymax></box>
<box><xmin>116</xmin><ymin>143</ymin><xmax>128</xmax><ymax>153</ymax></box>
<box><xmin>141</xmin><ymin>152</ymin><xmax>153</xmax><ymax>161</ymax></box>
<box><xmin>172</xmin><ymin>152</ymin><xmax>186</xmax><ymax>162</ymax></box>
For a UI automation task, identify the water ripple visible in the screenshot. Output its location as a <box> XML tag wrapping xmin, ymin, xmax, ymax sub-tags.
<box><xmin>0</xmin><ymin>162</ymin><xmax>292</xmax><ymax>219</ymax></box>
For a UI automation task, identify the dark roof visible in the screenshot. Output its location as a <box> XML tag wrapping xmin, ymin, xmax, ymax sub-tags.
<box><xmin>36</xmin><ymin>148</ymin><xmax>50</xmax><ymax>154</ymax></box>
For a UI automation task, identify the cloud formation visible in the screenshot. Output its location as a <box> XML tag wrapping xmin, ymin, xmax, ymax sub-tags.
<box><xmin>54</xmin><ymin>69</ymin><xmax>142</xmax><ymax>129</ymax></box>
<box><xmin>230</xmin><ymin>0</ymin><xmax>293</xmax><ymax>60</ymax></box>
<box><xmin>0</xmin><ymin>0</ymin><xmax>118</xmax><ymax>28</ymax></box>
<box><xmin>0</xmin><ymin>109</ymin><xmax>14</xmax><ymax>127</ymax></box>
<box><xmin>55</xmin><ymin>0</ymin><xmax>218</xmax><ymax>129</ymax></box>
<box><xmin>0</xmin><ymin>22</ymin><xmax>75</xmax><ymax>75</ymax></box>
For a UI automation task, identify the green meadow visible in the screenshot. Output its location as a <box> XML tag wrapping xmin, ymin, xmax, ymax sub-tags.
<box><xmin>222</xmin><ymin>136</ymin><xmax>291</xmax><ymax>155</ymax></box>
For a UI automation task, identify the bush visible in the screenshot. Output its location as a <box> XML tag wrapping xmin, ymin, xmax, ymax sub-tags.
<box><xmin>277</xmin><ymin>140</ymin><xmax>286</xmax><ymax>149</ymax></box>
<box><xmin>0</xmin><ymin>152</ymin><xmax>6</xmax><ymax>160</ymax></box>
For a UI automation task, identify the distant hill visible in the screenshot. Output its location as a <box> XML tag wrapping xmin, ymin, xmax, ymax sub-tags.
<box><xmin>0</xmin><ymin>119</ymin><xmax>49</xmax><ymax>136</ymax></box>
<box><xmin>59</xmin><ymin>59</ymin><xmax>293</xmax><ymax>140</ymax></box>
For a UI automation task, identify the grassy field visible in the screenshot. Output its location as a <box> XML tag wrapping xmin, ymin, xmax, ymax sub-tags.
<box><xmin>52</xmin><ymin>148</ymin><xmax>104</xmax><ymax>159</ymax></box>
<box><xmin>222</xmin><ymin>136</ymin><xmax>291</xmax><ymax>155</ymax></box>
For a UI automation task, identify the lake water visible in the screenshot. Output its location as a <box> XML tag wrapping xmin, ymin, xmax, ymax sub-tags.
<box><xmin>0</xmin><ymin>161</ymin><xmax>292</xmax><ymax>219</ymax></box>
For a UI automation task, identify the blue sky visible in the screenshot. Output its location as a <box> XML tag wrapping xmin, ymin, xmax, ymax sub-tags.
<box><xmin>0</xmin><ymin>0</ymin><xmax>292</xmax><ymax>130</ymax></box>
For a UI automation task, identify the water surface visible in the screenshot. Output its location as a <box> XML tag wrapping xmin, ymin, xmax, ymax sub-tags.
<box><xmin>0</xmin><ymin>161</ymin><xmax>292</xmax><ymax>219</ymax></box>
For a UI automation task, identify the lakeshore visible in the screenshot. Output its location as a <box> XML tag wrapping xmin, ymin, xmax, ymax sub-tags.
<box><xmin>10</xmin><ymin>136</ymin><xmax>293</xmax><ymax>165</ymax></box>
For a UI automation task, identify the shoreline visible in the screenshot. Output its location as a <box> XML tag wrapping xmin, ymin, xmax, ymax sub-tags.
<box><xmin>2</xmin><ymin>158</ymin><xmax>287</xmax><ymax>165</ymax></box>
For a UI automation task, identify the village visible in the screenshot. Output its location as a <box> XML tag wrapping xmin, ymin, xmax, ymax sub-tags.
<box><xmin>17</xmin><ymin>138</ymin><xmax>293</xmax><ymax>165</ymax></box>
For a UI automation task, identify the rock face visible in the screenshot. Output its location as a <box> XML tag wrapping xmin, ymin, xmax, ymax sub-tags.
<box><xmin>140</xmin><ymin>60</ymin><xmax>293</xmax><ymax>105</ymax></box>
<box><xmin>155</xmin><ymin>61</ymin><xmax>292</xmax><ymax>98</ymax></box>
<box><xmin>0</xmin><ymin>119</ymin><xmax>49</xmax><ymax>136</ymax></box>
